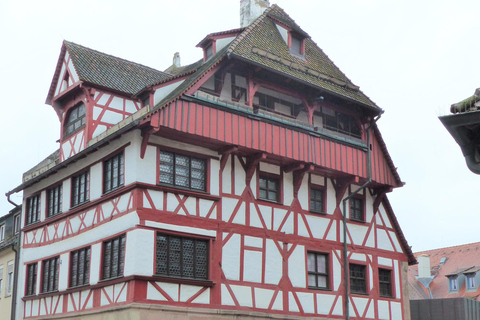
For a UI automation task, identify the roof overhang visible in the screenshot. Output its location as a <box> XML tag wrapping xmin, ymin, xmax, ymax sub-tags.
<box><xmin>439</xmin><ymin>110</ymin><xmax>480</xmax><ymax>174</ymax></box>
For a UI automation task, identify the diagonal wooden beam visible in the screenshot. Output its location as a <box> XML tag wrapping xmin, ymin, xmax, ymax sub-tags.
<box><xmin>140</xmin><ymin>112</ymin><xmax>160</xmax><ymax>159</ymax></box>
<box><xmin>246</xmin><ymin>153</ymin><xmax>267</xmax><ymax>185</ymax></box>
<box><xmin>218</xmin><ymin>145</ymin><xmax>238</xmax><ymax>171</ymax></box>
<box><xmin>293</xmin><ymin>164</ymin><xmax>314</xmax><ymax>196</ymax></box>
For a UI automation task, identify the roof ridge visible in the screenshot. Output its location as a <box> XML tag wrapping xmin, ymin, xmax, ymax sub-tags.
<box><xmin>64</xmin><ymin>40</ymin><xmax>164</xmax><ymax>74</ymax></box>
<box><xmin>415</xmin><ymin>241</ymin><xmax>480</xmax><ymax>254</ymax></box>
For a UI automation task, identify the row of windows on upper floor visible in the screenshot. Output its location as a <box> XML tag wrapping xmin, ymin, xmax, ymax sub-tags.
<box><xmin>25</xmin><ymin>148</ymin><xmax>367</xmax><ymax>227</ymax></box>
<box><xmin>24</xmin><ymin>230</ymin><xmax>395</xmax><ymax>299</ymax></box>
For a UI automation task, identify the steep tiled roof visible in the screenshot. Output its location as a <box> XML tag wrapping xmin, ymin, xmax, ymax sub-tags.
<box><xmin>47</xmin><ymin>41</ymin><xmax>171</xmax><ymax>103</ymax></box>
<box><xmin>227</xmin><ymin>5</ymin><xmax>379</xmax><ymax>111</ymax></box>
<box><xmin>65</xmin><ymin>41</ymin><xmax>171</xmax><ymax>95</ymax></box>
<box><xmin>408</xmin><ymin>242</ymin><xmax>480</xmax><ymax>301</ymax></box>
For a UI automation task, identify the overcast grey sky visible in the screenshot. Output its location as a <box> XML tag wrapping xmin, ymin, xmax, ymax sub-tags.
<box><xmin>1</xmin><ymin>0</ymin><xmax>479</xmax><ymax>252</ymax></box>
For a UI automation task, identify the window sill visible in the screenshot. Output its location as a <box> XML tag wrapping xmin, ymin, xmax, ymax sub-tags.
<box><xmin>67</xmin><ymin>284</ymin><xmax>90</xmax><ymax>291</ymax></box>
<box><xmin>70</xmin><ymin>200</ymin><xmax>90</xmax><ymax>211</ymax></box>
<box><xmin>348</xmin><ymin>218</ymin><xmax>366</xmax><ymax>224</ymax></box>
<box><xmin>257</xmin><ymin>198</ymin><xmax>282</xmax><ymax>206</ymax></box>
<box><xmin>309</xmin><ymin>210</ymin><xmax>328</xmax><ymax>215</ymax></box>
<box><xmin>351</xmin><ymin>292</ymin><xmax>369</xmax><ymax>296</ymax></box>
<box><xmin>379</xmin><ymin>295</ymin><xmax>396</xmax><ymax>300</ymax></box>
<box><xmin>153</xmin><ymin>184</ymin><xmax>220</xmax><ymax>202</ymax></box>
<box><xmin>153</xmin><ymin>275</ymin><xmax>214</xmax><ymax>287</ymax></box>
<box><xmin>308</xmin><ymin>286</ymin><xmax>331</xmax><ymax>291</ymax></box>
<box><xmin>102</xmin><ymin>185</ymin><xmax>124</xmax><ymax>197</ymax></box>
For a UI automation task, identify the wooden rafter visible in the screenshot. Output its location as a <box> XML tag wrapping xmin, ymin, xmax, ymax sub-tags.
<box><xmin>292</xmin><ymin>164</ymin><xmax>314</xmax><ymax>196</ymax></box>
<box><xmin>219</xmin><ymin>145</ymin><xmax>238</xmax><ymax>171</ymax></box>
<box><xmin>140</xmin><ymin>112</ymin><xmax>160</xmax><ymax>159</ymax></box>
<box><xmin>245</xmin><ymin>153</ymin><xmax>267</xmax><ymax>185</ymax></box>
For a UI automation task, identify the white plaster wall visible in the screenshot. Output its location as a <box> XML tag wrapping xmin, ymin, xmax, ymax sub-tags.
<box><xmin>264</xmin><ymin>239</ymin><xmax>282</xmax><ymax>284</ymax></box>
<box><xmin>135</xmin><ymin>145</ymin><xmax>157</xmax><ymax>185</ymax></box>
<box><xmin>222</xmin><ymin>155</ymin><xmax>232</xmax><ymax>194</ymax></box>
<box><xmin>297</xmin><ymin>173</ymin><xmax>308</xmax><ymax>210</ymax></box>
<box><xmin>326</xmin><ymin>178</ymin><xmax>336</xmax><ymax>215</ymax></box>
<box><xmin>348</xmin><ymin>223</ymin><xmax>369</xmax><ymax>246</ymax></box>
<box><xmin>90</xmin><ymin>162</ymin><xmax>102</xmax><ymax>200</ymax></box>
<box><xmin>62</xmin><ymin>179</ymin><xmax>70</xmax><ymax>213</ymax></box>
<box><xmin>259</xmin><ymin>163</ymin><xmax>280</xmax><ymax>175</ymax></box>
<box><xmin>58</xmin><ymin>252</ymin><xmax>70</xmax><ymax>291</ymax></box>
<box><xmin>124</xmin><ymin>229</ymin><xmax>154</xmax><ymax>276</ymax></box>
<box><xmin>89</xmin><ymin>243</ymin><xmax>102</xmax><ymax>284</ymax></box>
<box><xmin>211</xmin><ymin>158</ymin><xmax>220</xmax><ymax>196</ymax></box>
<box><xmin>22</xmin><ymin>212</ymin><xmax>139</xmax><ymax>263</ymax></box>
<box><xmin>365</xmin><ymin>191</ymin><xmax>374</xmax><ymax>223</ymax></box>
<box><xmin>153</xmin><ymin>80</ymin><xmax>185</xmax><ymax>105</ymax></box>
<box><xmin>288</xmin><ymin>245</ymin><xmax>305</xmax><ymax>288</ymax></box>
<box><xmin>222</xmin><ymin>233</ymin><xmax>241</xmax><ymax>280</ymax></box>
<box><xmin>283</xmin><ymin>172</ymin><xmax>294</xmax><ymax>205</ymax></box>
<box><xmin>220</xmin><ymin>73</ymin><xmax>233</xmax><ymax>100</ymax></box>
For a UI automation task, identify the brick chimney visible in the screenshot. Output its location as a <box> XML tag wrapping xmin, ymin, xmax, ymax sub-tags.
<box><xmin>240</xmin><ymin>0</ymin><xmax>270</xmax><ymax>27</ymax></box>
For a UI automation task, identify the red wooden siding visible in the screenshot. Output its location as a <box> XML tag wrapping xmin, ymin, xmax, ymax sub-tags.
<box><xmin>158</xmin><ymin>100</ymin><xmax>399</xmax><ymax>187</ymax></box>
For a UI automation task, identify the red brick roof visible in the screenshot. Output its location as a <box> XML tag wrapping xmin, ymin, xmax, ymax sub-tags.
<box><xmin>408</xmin><ymin>242</ymin><xmax>480</xmax><ymax>300</ymax></box>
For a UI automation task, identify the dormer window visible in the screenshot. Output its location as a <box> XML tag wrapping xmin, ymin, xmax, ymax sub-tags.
<box><xmin>289</xmin><ymin>33</ymin><xmax>305</xmax><ymax>58</ymax></box>
<box><xmin>64</xmin><ymin>103</ymin><xmax>86</xmax><ymax>138</ymax></box>
<box><xmin>467</xmin><ymin>274</ymin><xmax>476</xmax><ymax>289</ymax></box>
<box><xmin>448</xmin><ymin>276</ymin><xmax>458</xmax><ymax>291</ymax></box>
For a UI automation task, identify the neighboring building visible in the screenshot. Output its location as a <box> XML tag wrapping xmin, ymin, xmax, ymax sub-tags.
<box><xmin>408</xmin><ymin>243</ymin><xmax>480</xmax><ymax>320</ymax></box>
<box><xmin>7</xmin><ymin>1</ymin><xmax>415</xmax><ymax>319</ymax></box>
<box><xmin>439</xmin><ymin>88</ymin><xmax>480</xmax><ymax>174</ymax></box>
<box><xmin>0</xmin><ymin>206</ymin><xmax>21</xmax><ymax>320</ymax></box>
<box><xmin>408</xmin><ymin>242</ymin><xmax>480</xmax><ymax>300</ymax></box>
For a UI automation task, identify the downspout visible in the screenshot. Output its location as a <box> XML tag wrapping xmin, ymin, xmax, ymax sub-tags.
<box><xmin>6</xmin><ymin>193</ymin><xmax>19</xmax><ymax>208</ymax></box>
<box><xmin>11</xmin><ymin>240</ymin><xmax>19</xmax><ymax>320</ymax></box>
<box><xmin>342</xmin><ymin>112</ymin><xmax>382</xmax><ymax>319</ymax></box>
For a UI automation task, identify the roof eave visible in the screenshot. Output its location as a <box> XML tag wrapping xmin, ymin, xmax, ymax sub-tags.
<box><xmin>227</xmin><ymin>52</ymin><xmax>382</xmax><ymax>115</ymax></box>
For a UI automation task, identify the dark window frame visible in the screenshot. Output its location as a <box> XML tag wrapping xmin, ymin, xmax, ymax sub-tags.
<box><xmin>349</xmin><ymin>196</ymin><xmax>365</xmax><ymax>222</ymax></box>
<box><xmin>47</xmin><ymin>184</ymin><xmax>63</xmax><ymax>218</ymax></box>
<box><xmin>307</xmin><ymin>251</ymin><xmax>329</xmax><ymax>290</ymax></box>
<box><xmin>258</xmin><ymin>173</ymin><xmax>281</xmax><ymax>203</ymax></box>
<box><xmin>26</xmin><ymin>194</ymin><xmax>41</xmax><ymax>226</ymax></box>
<box><xmin>158</xmin><ymin>150</ymin><xmax>207</xmax><ymax>192</ymax></box>
<box><xmin>309</xmin><ymin>186</ymin><xmax>325</xmax><ymax>213</ymax></box>
<box><xmin>14</xmin><ymin>214</ymin><xmax>21</xmax><ymax>234</ymax></box>
<box><xmin>103</xmin><ymin>153</ymin><xmax>124</xmax><ymax>194</ymax></box>
<box><xmin>379</xmin><ymin>268</ymin><xmax>393</xmax><ymax>297</ymax></box>
<box><xmin>101</xmin><ymin>234</ymin><xmax>126</xmax><ymax>281</ymax></box>
<box><xmin>71</xmin><ymin>170</ymin><xmax>90</xmax><ymax>207</ymax></box>
<box><xmin>64</xmin><ymin>103</ymin><xmax>86</xmax><ymax>138</ymax></box>
<box><xmin>155</xmin><ymin>233</ymin><xmax>209</xmax><ymax>280</ymax></box>
<box><xmin>350</xmin><ymin>263</ymin><xmax>367</xmax><ymax>294</ymax></box>
<box><xmin>70</xmin><ymin>246</ymin><xmax>91</xmax><ymax>288</ymax></box>
<box><xmin>41</xmin><ymin>257</ymin><xmax>59</xmax><ymax>293</ymax></box>
<box><xmin>26</xmin><ymin>263</ymin><xmax>37</xmax><ymax>296</ymax></box>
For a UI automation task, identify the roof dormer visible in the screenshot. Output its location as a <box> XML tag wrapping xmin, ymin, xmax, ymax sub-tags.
<box><xmin>273</xmin><ymin>21</ymin><xmax>307</xmax><ymax>59</ymax></box>
<box><xmin>196</xmin><ymin>28</ymin><xmax>245</xmax><ymax>62</ymax></box>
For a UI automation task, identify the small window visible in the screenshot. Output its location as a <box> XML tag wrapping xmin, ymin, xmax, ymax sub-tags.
<box><xmin>156</xmin><ymin>233</ymin><xmax>209</xmax><ymax>280</ymax></box>
<box><xmin>72</xmin><ymin>170</ymin><xmax>89</xmax><ymax>207</ymax></box>
<box><xmin>0</xmin><ymin>266</ymin><xmax>3</xmax><ymax>296</ymax></box>
<box><xmin>41</xmin><ymin>257</ymin><xmax>59</xmax><ymax>293</ymax></box>
<box><xmin>205</xmin><ymin>44</ymin><xmax>214</xmax><ymax>59</ymax></box>
<box><xmin>350</xmin><ymin>197</ymin><xmax>364</xmax><ymax>222</ymax></box>
<box><xmin>350</xmin><ymin>263</ymin><xmax>367</xmax><ymax>294</ymax></box>
<box><xmin>102</xmin><ymin>234</ymin><xmax>126</xmax><ymax>280</ymax></box>
<box><xmin>64</xmin><ymin>103</ymin><xmax>86</xmax><ymax>138</ymax></box>
<box><xmin>449</xmin><ymin>276</ymin><xmax>458</xmax><ymax>291</ymax></box>
<box><xmin>47</xmin><ymin>184</ymin><xmax>62</xmax><ymax>218</ymax></box>
<box><xmin>103</xmin><ymin>153</ymin><xmax>124</xmax><ymax>194</ymax></box>
<box><xmin>26</xmin><ymin>195</ymin><xmax>40</xmax><ymax>225</ymax></box>
<box><xmin>307</xmin><ymin>252</ymin><xmax>329</xmax><ymax>289</ymax></box>
<box><xmin>6</xmin><ymin>261</ymin><xmax>13</xmax><ymax>296</ymax></box>
<box><xmin>259</xmin><ymin>175</ymin><xmax>280</xmax><ymax>202</ymax></box>
<box><xmin>379</xmin><ymin>268</ymin><xmax>392</xmax><ymax>297</ymax></box>
<box><xmin>290</xmin><ymin>35</ymin><xmax>303</xmax><ymax>55</ymax></box>
<box><xmin>159</xmin><ymin>151</ymin><xmax>206</xmax><ymax>191</ymax></box>
<box><xmin>0</xmin><ymin>224</ymin><xmax>4</xmax><ymax>242</ymax></box>
<box><xmin>14</xmin><ymin>214</ymin><xmax>21</xmax><ymax>234</ymax></box>
<box><xmin>467</xmin><ymin>274</ymin><xmax>476</xmax><ymax>289</ymax></box>
<box><xmin>26</xmin><ymin>263</ymin><xmax>37</xmax><ymax>296</ymax></box>
<box><xmin>70</xmin><ymin>247</ymin><xmax>91</xmax><ymax>288</ymax></box>
<box><xmin>310</xmin><ymin>188</ymin><xmax>324</xmax><ymax>213</ymax></box>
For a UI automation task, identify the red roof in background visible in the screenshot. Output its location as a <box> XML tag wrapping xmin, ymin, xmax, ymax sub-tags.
<box><xmin>408</xmin><ymin>242</ymin><xmax>480</xmax><ymax>300</ymax></box>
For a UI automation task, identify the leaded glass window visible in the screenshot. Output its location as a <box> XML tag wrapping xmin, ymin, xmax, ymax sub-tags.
<box><xmin>259</xmin><ymin>176</ymin><xmax>279</xmax><ymax>202</ymax></box>
<box><xmin>156</xmin><ymin>233</ymin><xmax>208</xmax><ymax>280</ymax></box>
<box><xmin>26</xmin><ymin>263</ymin><xmax>37</xmax><ymax>296</ymax></box>
<box><xmin>350</xmin><ymin>264</ymin><xmax>367</xmax><ymax>294</ymax></box>
<box><xmin>350</xmin><ymin>197</ymin><xmax>364</xmax><ymax>222</ymax></box>
<box><xmin>310</xmin><ymin>188</ymin><xmax>324</xmax><ymax>213</ymax></box>
<box><xmin>102</xmin><ymin>235</ymin><xmax>125</xmax><ymax>280</ymax></box>
<box><xmin>47</xmin><ymin>184</ymin><xmax>62</xmax><ymax>217</ymax></box>
<box><xmin>72</xmin><ymin>170</ymin><xmax>89</xmax><ymax>207</ymax></box>
<box><xmin>26</xmin><ymin>195</ymin><xmax>40</xmax><ymax>225</ymax></box>
<box><xmin>159</xmin><ymin>151</ymin><xmax>206</xmax><ymax>191</ymax></box>
<box><xmin>307</xmin><ymin>252</ymin><xmax>329</xmax><ymax>289</ymax></box>
<box><xmin>104</xmin><ymin>153</ymin><xmax>124</xmax><ymax>194</ymax></box>
<box><xmin>379</xmin><ymin>268</ymin><xmax>392</xmax><ymax>297</ymax></box>
<box><xmin>42</xmin><ymin>257</ymin><xmax>59</xmax><ymax>293</ymax></box>
<box><xmin>64</xmin><ymin>103</ymin><xmax>86</xmax><ymax>137</ymax></box>
<box><xmin>70</xmin><ymin>247</ymin><xmax>90</xmax><ymax>287</ymax></box>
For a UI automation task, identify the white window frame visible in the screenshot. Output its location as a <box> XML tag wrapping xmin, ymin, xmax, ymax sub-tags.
<box><xmin>0</xmin><ymin>224</ymin><xmax>5</xmax><ymax>242</ymax></box>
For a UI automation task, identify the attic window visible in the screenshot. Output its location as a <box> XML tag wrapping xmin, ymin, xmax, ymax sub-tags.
<box><xmin>205</xmin><ymin>43</ymin><xmax>215</xmax><ymax>60</ymax></box>
<box><xmin>64</xmin><ymin>103</ymin><xmax>86</xmax><ymax>138</ymax></box>
<box><xmin>289</xmin><ymin>34</ymin><xmax>304</xmax><ymax>57</ymax></box>
<box><xmin>439</xmin><ymin>257</ymin><xmax>447</xmax><ymax>265</ymax></box>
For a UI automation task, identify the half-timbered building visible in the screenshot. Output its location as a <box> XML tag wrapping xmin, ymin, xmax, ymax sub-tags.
<box><xmin>8</xmin><ymin>1</ymin><xmax>415</xmax><ymax>319</ymax></box>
